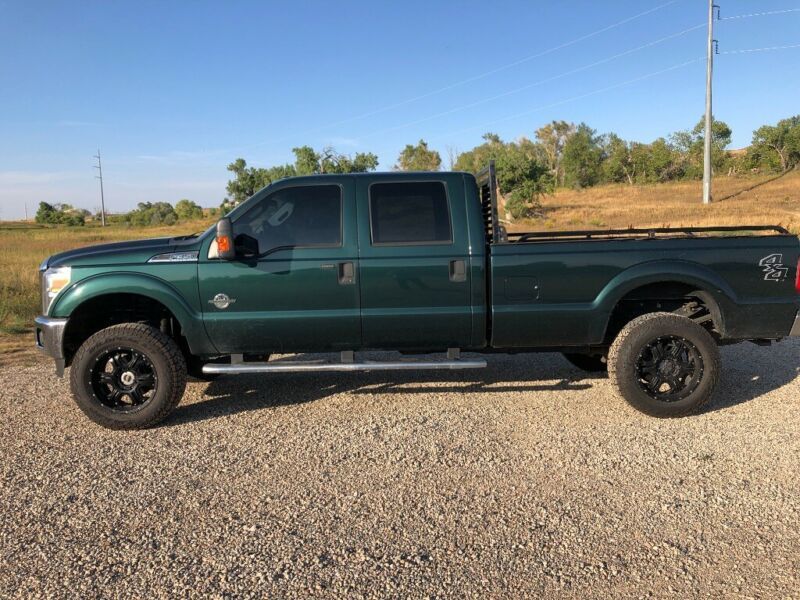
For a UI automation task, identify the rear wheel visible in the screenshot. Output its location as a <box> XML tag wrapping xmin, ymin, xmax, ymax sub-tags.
<box><xmin>562</xmin><ymin>353</ymin><xmax>607</xmax><ymax>373</ymax></box>
<box><xmin>607</xmin><ymin>312</ymin><xmax>719</xmax><ymax>418</ymax></box>
<box><xmin>69</xmin><ymin>323</ymin><xmax>187</xmax><ymax>429</ymax></box>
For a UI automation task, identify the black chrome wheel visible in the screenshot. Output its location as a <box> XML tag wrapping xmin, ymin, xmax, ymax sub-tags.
<box><xmin>90</xmin><ymin>348</ymin><xmax>158</xmax><ymax>410</ymax></box>
<box><xmin>608</xmin><ymin>313</ymin><xmax>720</xmax><ymax>418</ymax></box>
<box><xmin>635</xmin><ymin>335</ymin><xmax>704</xmax><ymax>402</ymax></box>
<box><xmin>70</xmin><ymin>323</ymin><xmax>187</xmax><ymax>429</ymax></box>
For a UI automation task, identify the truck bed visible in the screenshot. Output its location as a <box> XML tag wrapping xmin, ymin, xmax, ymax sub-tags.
<box><xmin>488</xmin><ymin>232</ymin><xmax>800</xmax><ymax>348</ymax></box>
<box><xmin>474</xmin><ymin>162</ymin><xmax>799</xmax><ymax>349</ymax></box>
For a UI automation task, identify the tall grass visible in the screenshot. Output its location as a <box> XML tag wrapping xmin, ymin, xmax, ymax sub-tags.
<box><xmin>0</xmin><ymin>220</ymin><xmax>212</xmax><ymax>335</ymax></box>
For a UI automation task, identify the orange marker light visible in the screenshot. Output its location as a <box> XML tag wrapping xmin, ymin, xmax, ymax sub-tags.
<box><xmin>217</xmin><ymin>235</ymin><xmax>231</xmax><ymax>253</ymax></box>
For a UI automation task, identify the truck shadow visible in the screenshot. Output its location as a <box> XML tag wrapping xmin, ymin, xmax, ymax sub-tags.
<box><xmin>167</xmin><ymin>353</ymin><xmax>597</xmax><ymax>426</ymax></box>
<box><xmin>704</xmin><ymin>340</ymin><xmax>800</xmax><ymax>413</ymax></box>
<box><xmin>166</xmin><ymin>341</ymin><xmax>800</xmax><ymax>426</ymax></box>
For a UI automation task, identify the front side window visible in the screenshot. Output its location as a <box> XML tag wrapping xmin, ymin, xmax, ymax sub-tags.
<box><xmin>369</xmin><ymin>181</ymin><xmax>452</xmax><ymax>245</ymax></box>
<box><xmin>235</xmin><ymin>184</ymin><xmax>342</xmax><ymax>254</ymax></box>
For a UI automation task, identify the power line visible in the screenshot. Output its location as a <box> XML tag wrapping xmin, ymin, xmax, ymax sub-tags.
<box><xmin>428</xmin><ymin>57</ymin><xmax>706</xmax><ymax>143</ymax></box>
<box><xmin>720</xmin><ymin>43</ymin><xmax>800</xmax><ymax>54</ymax></box>
<box><xmin>721</xmin><ymin>8</ymin><xmax>800</xmax><ymax>20</ymax></box>
<box><xmin>356</xmin><ymin>22</ymin><xmax>706</xmax><ymax>141</ymax></box>
<box><xmin>230</xmin><ymin>0</ymin><xmax>684</xmax><ymax>152</ymax></box>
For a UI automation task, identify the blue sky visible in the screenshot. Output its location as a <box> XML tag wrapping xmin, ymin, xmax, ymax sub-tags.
<box><xmin>1</xmin><ymin>0</ymin><xmax>798</xmax><ymax>219</ymax></box>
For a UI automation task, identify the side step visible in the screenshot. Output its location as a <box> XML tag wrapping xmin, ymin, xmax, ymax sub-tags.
<box><xmin>202</xmin><ymin>350</ymin><xmax>486</xmax><ymax>375</ymax></box>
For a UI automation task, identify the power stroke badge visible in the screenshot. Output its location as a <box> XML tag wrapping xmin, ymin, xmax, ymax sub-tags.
<box><xmin>209</xmin><ymin>293</ymin><xmax>236</xmax><ymax>309</ymax></box>
<box><xmin>758</xmin><ymin>254</ymin><xmax>790</xmax><ymax>282</ymax></box>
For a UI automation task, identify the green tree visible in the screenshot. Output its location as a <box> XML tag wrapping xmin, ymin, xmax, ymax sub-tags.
<box><xmin>672</xmin><ymin>117</ymin><xmax>733</xmax><ymax>178</ymax></box>
<box><xmin>292</xmin><ymin>145</ymin><xmax>380</xmax><ymax>175</ymax></box>
<box><xmin>319</xmin><ymin>147</ymin><xmax>379</xmax><ymax>174</ymax></box>
<box><xmin>174</xmin><ymin>199</ymin><xmax>203</xmax><ymax>220</ymax></box>
<box><xmin>224</xmin><ymin>147</ymin><xmax>378</xmax><ymax>211</ymax></box>
<box><xmin>395</xmin><ymin>139</ymin><xmax>442</xmax><ymax>171</ymax></box>
<box><xmin>453</xmin><ymin>133</ymin><xmax>504</xmax><ymax>173</ymax></box>
<box><xmin>495</xmin><ymin>142</ymin><xmax>552</xmax><ymax>218</ymax></box>
<box><xmin>292</xmin><ymin>146</ymin><xmax>320</xmax><ymax>175</ymax></box>
<box><xmin>125</xmin><ymin>202</ymin><xmax>178</xmax><ymax>226</ymax></box>
<box><xmin>561</xmin><ymin>123</ymin><xmax>604</xmax><ymax>189</ymax></box>
<box><xmin>455</xmin><ymin>133</ymin><xmax>552</xmax><ymax>218</ymax></box>
<box><xmin>602</xmin><ymin>134</ymin><xmax>635</xmax><ymax>185</ymax></box>
<box><xmin>225</xmin><ymin>158</ymin><xmax>295</xmax><ymax>207</ymax></box>
<box><xmin>535</xmin><ymin>120</ymin><xmax>576</xmax><ymax>185</ymax></box>
<box><xmin>35</xmin><ymin>202</ymin><xmax>58</xmax><ymax>224</ymax></box>
<box><xmin>749</xmin><ymin>116</ymin><xmax>800</xmax><ymax>172</ymax></box>
<box><xmin>35</xmin><ymin>202</ymin><xmax>85</xmax><ymax>226</ymax></box>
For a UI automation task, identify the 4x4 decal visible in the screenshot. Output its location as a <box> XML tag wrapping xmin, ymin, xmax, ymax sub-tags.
<box><xmin>758</xmin><ymin>254</ymin><xmax>789</xmax><ymax>282</ymax></box>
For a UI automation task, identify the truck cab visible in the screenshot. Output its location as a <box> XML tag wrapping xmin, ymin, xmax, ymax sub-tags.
<box><xmin>199</xmin><ymin>172</ymin><xmax>485</xmax><ymax>355</ymax></box>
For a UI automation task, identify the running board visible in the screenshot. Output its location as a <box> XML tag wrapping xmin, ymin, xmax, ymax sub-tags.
<box><xmin>202</xmin><ymin>353</ymin><xmax>486</xmax><ymax>375</ymax></box>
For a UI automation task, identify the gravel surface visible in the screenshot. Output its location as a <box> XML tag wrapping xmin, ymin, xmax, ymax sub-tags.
<box><xmin>1</xmin><ymin>341</ymin><xmax>799</xmax><ymax>598</ymax></box>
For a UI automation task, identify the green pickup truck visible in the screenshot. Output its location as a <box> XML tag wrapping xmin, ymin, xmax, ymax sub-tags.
<box><xmin>35</xmin><ymin>164</ymin><xmax>800</xmax><ymax>429</ymax></box>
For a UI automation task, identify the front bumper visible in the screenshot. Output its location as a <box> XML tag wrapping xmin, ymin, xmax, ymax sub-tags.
<box><xmin>791</xmin><ymin>311</ymin><xmax>800</xmax><ymax>337</ymax></box>
<box><xmin>34</xmin><ymin>316</ymin><xmax>68</xmax><ymax>376</ymax></box>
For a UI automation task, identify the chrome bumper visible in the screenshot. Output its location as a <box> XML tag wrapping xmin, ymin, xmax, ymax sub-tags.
<box><xmin>34</xmin><ymin>316</ymin><xmax>68</xmax><ymax>376</ymax></box>
<box><xmin>791</xmin><ymin>311</ymin><xmax>800</xmax><ymax>337</ymax></box>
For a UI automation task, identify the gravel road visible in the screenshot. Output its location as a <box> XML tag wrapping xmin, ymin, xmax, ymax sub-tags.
<box><xmin>1</xmin><ymin>340</ymin><xmax>799</xmax><ymax>598</ymax></box>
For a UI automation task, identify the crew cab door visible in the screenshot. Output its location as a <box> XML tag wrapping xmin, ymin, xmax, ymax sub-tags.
<box><xmin>355</xmin><ymin>176</ymin><xmax>472</xmax><ymax>349</ymax></box>
<box><xmin>198</xmin><ymin>178</ymin><xmax>360</xmax><ymax>354</ymax></box>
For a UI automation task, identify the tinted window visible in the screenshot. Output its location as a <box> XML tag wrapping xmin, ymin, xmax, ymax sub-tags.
<box><xmin>370</xmin><ymin>181</ymin><xmax>451</xmax><ymax>244</ymax></box>
<box><xmin>235</xmin><ymin>185</ymin><xmax>341</xmax><ymax>253</ymax></box>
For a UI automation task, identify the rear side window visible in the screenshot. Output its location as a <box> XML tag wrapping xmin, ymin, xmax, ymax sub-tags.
<box><xmin>235</xmin><ymin>184</ymin><xmax>342</xmax><ymax>253</ymax></box>
<box><xmin>369</xmin><ymin>181</ymin><xmax>452</xmax><ymax>245</ymax></box>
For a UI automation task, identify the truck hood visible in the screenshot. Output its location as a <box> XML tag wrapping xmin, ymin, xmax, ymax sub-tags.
<box><xmin>44</xmin><ymin>236</ymin><xmax>194</xmax><ymax>269</ymax></box>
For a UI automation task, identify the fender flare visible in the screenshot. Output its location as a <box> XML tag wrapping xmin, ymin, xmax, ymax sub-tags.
<box><xmin>590</xmin><ymin>260</ymin><xmax>736</xmax><ymax>342</ymax></box>
<box><xmin>51</xmin><ymin>272</ymin><xmax>212</xmax><ymax>354</ymax></box>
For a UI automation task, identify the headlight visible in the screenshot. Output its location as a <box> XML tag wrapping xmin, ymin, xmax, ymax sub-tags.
<box><xmin>42</xmin><ymin>267</ymin><xmax>71</xmax><ymax>313</ymax></box>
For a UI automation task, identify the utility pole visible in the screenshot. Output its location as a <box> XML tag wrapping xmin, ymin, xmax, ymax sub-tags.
<box><xmin>702</xmin><ymin>1</ymin><xmax>719</xmax><ymax>204</ymax></box>
<box><xmin>94</xmin><ymin>149</ymin><xmax>106</xmax><ymax>226</ymax></box>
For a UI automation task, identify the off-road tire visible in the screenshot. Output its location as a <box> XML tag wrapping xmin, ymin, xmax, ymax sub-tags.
<box><xmin>562</xmin><ymin>353</ymin><xmax>608</xmax><ymax>373</ymax></box>
<box><xmin>608</xmin><ymin>312</ymin><xmax>720</xmax><ymax>418</ymax></box>
<box><xmin>69</xmin><ymin>323</ymin><xmax>187</xmax><ymax>429</ymax></box>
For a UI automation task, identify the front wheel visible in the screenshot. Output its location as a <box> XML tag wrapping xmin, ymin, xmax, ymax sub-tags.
<box><xmin>69</xmin><ymin>323</ymin><xmax>187</xmax><ymax>429</ymax></box>
<box><xmin>607</xmin><ymin>312</ymin><xmax>720</xmax><ymax>418</ymax></box>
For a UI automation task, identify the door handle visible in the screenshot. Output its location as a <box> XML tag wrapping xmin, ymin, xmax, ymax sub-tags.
<box><xmin>449</xmin><ymin>259</ymin><xmax>466</xmax><ymax>282</ymax></box>
<box><xmin>338</xmin><ymin>261</ymin><xmax>355</xmax><ymax>285</ymax></box>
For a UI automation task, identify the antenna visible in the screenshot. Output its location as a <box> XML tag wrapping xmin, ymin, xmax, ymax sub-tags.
<box><xmin>93</xmin><ymin>149</ymin><xmax>106</xmax><ymax>226</ymax></box>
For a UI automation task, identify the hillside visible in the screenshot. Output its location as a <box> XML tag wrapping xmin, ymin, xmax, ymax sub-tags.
<box><xmin>513</xmin><ymin>171</ymin><xmax>800</xmax><ymax>233</ymax></box>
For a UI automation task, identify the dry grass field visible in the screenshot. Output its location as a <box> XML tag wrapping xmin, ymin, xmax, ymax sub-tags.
<box><xmin>514</xmin><ymin>170</ymin><xmax>800</xmax><ymax>233</ymax></box>
<box><xmin>0</xmin><ymin>172</ymin><xmax>798</xmax><ymax>367</ymax></box>
<box><xmin>0</xmin><ymin>219</ymin><xmax>213</xmax><ymax>366</ymax></box>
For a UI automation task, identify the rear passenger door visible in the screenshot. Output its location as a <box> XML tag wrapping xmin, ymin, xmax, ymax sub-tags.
<box><xmin>356</xmin><ymin>176</ymin><xmax>472</xmax><ymax>349</ymax></box>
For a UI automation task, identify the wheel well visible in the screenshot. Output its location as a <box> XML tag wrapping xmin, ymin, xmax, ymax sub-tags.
<box><xmin>63</xmin><ymin>293</ymin><xmax>185</xmax><ymax>366</ymax></box>
<box><xmin>604</xmin><ymin>282</ymin><xmax>722</xmax><ymax>344</ymax></box>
